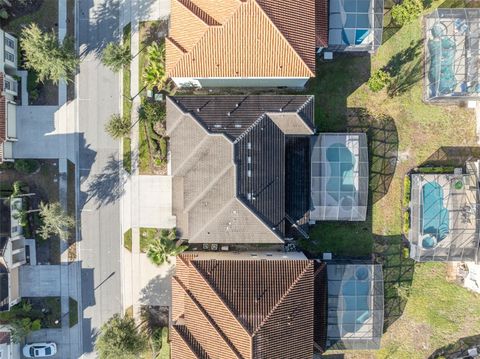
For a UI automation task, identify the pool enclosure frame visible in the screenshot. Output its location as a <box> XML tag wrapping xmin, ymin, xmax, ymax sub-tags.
<box><xmin>325</xmin><ymin>263</ymin><xmax>384</xmax><ymax>350</ymax></box>
<box><xmin>409</xmin><ymin>165</ymin><xmax>480</xmax><ymax>262</ymax></box>
<box><xmin>328</xmin><ymin>0</ymin><xmax>385</xmax><ymax>52</ymax></box>
<box><xmin>310</xmin><ymin>133</ymin><xmax>369</xmax><ymax>222</ymax></box>
<box><xmin>424</xmin><ymin>8</ymin><xmax>480</xmax><ymax>102</ymax></box>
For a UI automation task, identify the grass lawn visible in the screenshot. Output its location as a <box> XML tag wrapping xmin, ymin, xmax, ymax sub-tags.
<box><xmin>308</xmin><ymin>0</ymin><xmax>480</xmax><ymax>357</ymax></box>
<box><xmin>123</xmin><ymin>228</ymin><xmax>132</xmax><ymax>252</ymax></box>
<box><xmin>140</xmin><ymin>227</ymin><xmax>159</xmax><ymax>253</ymax></box>
<box><xmin>69</xmin><ymin>297</ymin><xmax>78</xmax><ymax>328</ymax></box>
<box><xmin>123</xmin><ymin>23</ymin><xmax>132</xmax><ymax>174</ymax></box>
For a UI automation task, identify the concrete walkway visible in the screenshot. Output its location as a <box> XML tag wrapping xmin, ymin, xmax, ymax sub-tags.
<box><xmin>120</xmin><ymin>0</ymin><xmax>175</xmax><ymax>320</ymax></box>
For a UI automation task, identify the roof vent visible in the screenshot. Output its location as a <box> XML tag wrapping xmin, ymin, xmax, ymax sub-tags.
<box><xmin>227</xmin><ymin>112</ymin><xmax>231</xmax><ymax>117</ymax></box>
<box><xmin>247</xmin><ymin>170</ymin><xmax>252</xmax><ymax>177</ymax></box>
<box><xmin>279</xmin><ymin>108</ymin><xmax>283</xmax><ymax>112</ymax></box>
<box><xmin>247</xmin><ymin>142</ymin><xmax>251</xmax><ymax>150</ymax></box>
<box><xmin>235</xmin><ymin>124</ymin><xmax>242</xmax><ymax>128</ymax></box>
<box><xmin>235</xmin><ymin>103</ymin><xmax>239</xmax><ymax>107</ymax></box>
<box><xmin>196</xmin><ymin>108</ymin><xmax>200</xmax><ymax>112</ymax></box>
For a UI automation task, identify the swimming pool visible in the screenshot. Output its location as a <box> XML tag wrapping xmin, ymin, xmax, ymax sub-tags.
<box><xmin>422</xmin><ymin>181</ymin><xmax>449</xmax><ymax>247</ymax></box>
<box><xmin>341</xmin><ymin>266</ymin><xmax>371</xmax><ymax>333</ymax></box>
<box><xmin>326</xmin><ymin>143</ymin><xmax>356</xmax><ymax>209</ymax></box>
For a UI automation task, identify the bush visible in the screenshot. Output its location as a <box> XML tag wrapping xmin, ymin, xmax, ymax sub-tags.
<box><xmin>368</xmin><ymin>69</ymin><xmax>391</xmax><ymax>92</ymax></box>
<box><xmin>402</xmin><ymin>247</ymin><xmax>410</xmax><ymax>259</ymax></box>
<box><xmin>124</xmin><ymin>228</ymin><xmax>132</xmax><ymax>252</ymax></box>
<box><xmin>139</xmin><ymin>100</ymin><xmax>166</xmax><ymax>124</ymax></box>
<box><xmin>416</xmin><ymin>166</ymin><xmax>455</xmax><ymax>174</ymax></box>
<box><xmin>391</xmin><ymin>0</ymin><xmax>424</xmax><ymax>26</ymax></box>
<box><xmin>101</xmin><ymin>42</ymin><xmax>131</xmax><ymax>72</ymax></box>
<box><xmin>104</xmin><ymin>114</ymin><xmax>131</xmax><ymax>139</ymax></box>
<box><xmin>403</xmin><ymin>210</ymin><xmax>410</xmax><ymax>234</ymax></box>
<box><xmin>0</xmin><ymin>161</ymin><xmax>14</xmax><ymax>170</ymax></box>
<box><xmin>403</xmin><ymin>175</ymin><xmax>411</xmax><ymax>207</ymax></box>
<box><xmin>14</xmin><ymin>159</ymin><xmax>40</xmax><ymax>174</ymax></box>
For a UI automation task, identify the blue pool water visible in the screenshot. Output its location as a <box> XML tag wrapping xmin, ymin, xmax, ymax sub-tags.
<box><xmin>341</xmin><ymin>267</ymin><xmax>371</xmax><ymax>333</ymax></box>
<box><xmin>326</xmin><ymin>143</ymin><xmax>356</xmax><ymax>202</ymax></box>
<box><xmin>422</xmin><ymin>182</ymin><xmax>449</xmax><ymax>244</ymax></box>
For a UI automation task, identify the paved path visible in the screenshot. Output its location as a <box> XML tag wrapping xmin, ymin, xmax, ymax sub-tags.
<box><xmin>76</xmin><ymin>0</ymin><xmax>122</xmax><ymax>355</ymax></box>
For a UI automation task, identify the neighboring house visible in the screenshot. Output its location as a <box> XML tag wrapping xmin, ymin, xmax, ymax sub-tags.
<box><xmin>0</xmin><ymin>197</ymin><xmax>26</xmax><ymax>312</ymax></box>
<box><xmin>171</xmin><ymin>252</ymin><xmax>314</xmax><ymax>359</ymax></box>
<box><xmin>166</xmin><ymin>95</ymin><xmax>315</xmax><ymax>244</ymax></box>
<box><xmin>0</xmin><ymin>28</ymin><xmax>18</xmax><ymax>163</ymax></box>
<box><xmin>408</xmin><ymin>162</ymin><xmax>480</xmax><ymax>262</ymax></box>
<box><xmin>166</xmin><ymin>0</ymin><xmax>317</xmax><ymax>88</ymax></box>
<box><xmin>0</xmin><ymin>328</ymin><xmax>20</xmax><ymax>359</ymax></box>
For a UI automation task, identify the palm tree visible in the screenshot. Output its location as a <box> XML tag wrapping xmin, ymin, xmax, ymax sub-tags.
<box><xmin>104</xmin><ymin>114</ymin><xmax>131</xmax><ymax>139</ymax></box>
<box><xmin>146</xmin><ymin>229</ymin><xmax>187</xmax><ymax>266</ymax></box>
<box><xmin>142</xmin><ymin>42</ymin><xmax>169</xmax><ymax>91</ymax></box>
<box><xmin>101</xmin><ymin>42</ymin><xmax>131</xmax><ymax>72</ymax></box>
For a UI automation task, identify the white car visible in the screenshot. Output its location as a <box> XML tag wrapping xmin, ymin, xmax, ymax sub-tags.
<box><xmin>22</xmin><ymin>342</ymin><xmax>57</xmax><ymax>358</ymax></box>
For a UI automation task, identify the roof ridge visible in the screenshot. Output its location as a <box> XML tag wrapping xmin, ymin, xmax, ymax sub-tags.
<box><xmin>189</xmin><ymin>197</ymin><xmax>236</xmax><ymax>242</ymax></box>
<box><xmin>252</xmin><ymin>261</ymin><xmax>314</xmax><ymax>335</ymax></box>
<box><xmin>233</xmin><ymin>113</ymin><xmax>267</xmax><ymax>144</ymax></box>
<box><xmin>166</xmin><ymin>36</ymin><xmax>187</xmax><ymax>54</ymax></box>
<box><xmin>177</xmin><ymin>0</ymin><xmax>221</xmax><ymax>26</ymax></box>
<box><xmin>191</xmin><ymin>260</ymin><xmax>253</xmax><ymax>336</ymax></box>
<box><xmin>250</xmin><ymin>0</ymin><xmax>314</xmax><ymax>76</ymax></box>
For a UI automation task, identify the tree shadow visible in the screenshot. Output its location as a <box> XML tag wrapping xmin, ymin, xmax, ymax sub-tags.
<box><xmin>138</xmin><ymin>264</ymin><xmax>173</xmax><ymax>308</ymax></box>
<box><xmin>429</xmin><ymin>334</ymin><xmax>480</xmax><ymax>359</ymax></box>
<box><xmin>421</xmin><ymin>146</ymin><xmax>480</xmax><ymax>167</ymax></box>
<box><xmin>374</xmin><ymin>235</ymin><xmax>415</xmax><ymax>331</ymax></box>
<box><xmin>82</xmin><ymin>155</ymin><xmax>125</xmax><ymax>210</ymax></box>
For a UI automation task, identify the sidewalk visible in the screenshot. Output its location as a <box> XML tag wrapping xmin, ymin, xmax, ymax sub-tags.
<box><xmin>120</xmin><ymin>0</ymin><xmax>175</xmax><ymax>320</ymax></box>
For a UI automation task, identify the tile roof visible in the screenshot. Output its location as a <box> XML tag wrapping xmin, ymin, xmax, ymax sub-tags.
<box><xmin>171</xmin><ymin>254</ymin><xmax>315</xmax><ymax>359</ymax></box>
<box><xmin>166</xmin><ymin>0</ymin><xmax>316</xmax><ymax>79</ymax></box>
<box><xmin>0</xmin><ymin>73</ymin><xmax>5</xmax><ymax>163</ymax></box>
<box><xmin>167</xmin><ymin>95</ymin><xmax>314</xmax><ymax>244</ymax></box>
<box><xmin>316</xmin><ymin>0</ymin><xmax>329</xmax><ymax>47</ymax></box>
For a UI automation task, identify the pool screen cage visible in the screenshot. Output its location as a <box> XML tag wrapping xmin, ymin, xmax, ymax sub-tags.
<box><xmin>326</xmin><ymin>263</ymin><xmax>384</xmax><ymax>350</ymax></box>
<box><xmin>328</xmin><ymin>0</ymin><xmax>384</xmax><ymax>52</ymax></box>
<box><xmin>409</xmin><ymin>168</ymin><xmax>480</xmax><ymax>262</ymax></box>
<box><xmin>310</xmin><ymin>133</ymin><xmax>369</xmax><ymax>221</ymax></box>
<box><xmin>424</xmin><ymin>8</ymin><xmax>480</xmax><ymax>102</ymax></box>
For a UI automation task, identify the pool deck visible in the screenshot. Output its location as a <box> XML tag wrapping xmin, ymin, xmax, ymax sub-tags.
<box><xmin>410</xmin><ymin>172</ymin><xmax>480</xmax><ymax>260</ymax></box>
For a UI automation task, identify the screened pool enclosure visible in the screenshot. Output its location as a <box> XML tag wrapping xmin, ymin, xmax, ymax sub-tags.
<box><xmin>326</xmin><ymin>263</ymin><xmax>384</xmax><ymax>350</ymax></box>
<box><xmin>328</xmin><ymin>0</ymin><xmax>384</xmax><ymax>52</ymax></box>
<box><xmin>310</xmin><ymin>133</ymin><xmax>369</xmax><ymax>221</ymax></box>
<box><xmin>409</xmin><ymin>165</ymin><xmax>480</xmax><ymax>262</ymax></box>
<box><xmin>425</xmin><ymin>9</ymin><xmax>480</xmax><ymax>101</ymax></box>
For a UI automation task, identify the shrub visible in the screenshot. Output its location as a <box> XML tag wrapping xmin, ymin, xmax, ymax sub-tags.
<box><xmin>14</xmin><ymin>159</ymin><xmax>40</xmax><ymax>174</ymax></box>
<box><xmin>0</xmin><ymin>161</ymin><xmax>14</xmax><ymax>170</ymax></box>
<box><xmin>101</xmin><ymin>42</ymin><xmax>131</xmax><ymax>72</ymax></box>
<box><xmin>416</xmin><ymin>166</ymin><xmax>455</xmax><ymax>174</ymax></box>
<box><xmin>104</xmin><ymin>114</ymin><xmax>131</xmax><ymax>139</ymax></box>
<box><xmin>368</xmin><ymin>69</ymin><xmax>391</xmax><ymax>92</ymax></box>
<box><xmin>403</xmin><ymin>175</ymin><xmax>411</xmax><ymax>207</ymax></box>
<box><xmin>402</xmin><ymin>247</ymin><xmax>410</xmax><ymax>259</ymax></box>
<box><xmin>138</xmin><ymin>100</ymin><xmax>166</xmax><ymax>124</ymax></box>
<box><xmin>403</xmin><ymin>210</ymin><xmax>410</xmax><ymax>234</ymax></box>
<box><xmin>391</xmin><ymin>0</ymin><xmax>424</xmax><ymax>26</ymax></box>
<box><xmin>142</xmin><ymin>42</ymin><xmax>167</xmax><ymax>91</ymax></box>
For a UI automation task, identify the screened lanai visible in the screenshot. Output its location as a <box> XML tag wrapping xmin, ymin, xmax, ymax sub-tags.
<box><xmin>310</xmin><ymin>133</ymin><xmax>369</xmax><ymax>221</ymax></box>
<box><xmin>326</xmin><ymin>263</ymin><xmax>384</xmax><ymax>350</ymax></box>
<box><xmin>409</xmin><ymin>166</ymin><xmax>480</xmax><ymax>262</ymax></box>
<box><xmin>425</xmin><ymin>9</ymin><xmax>480</xmax><ymax>101</ymax></box>
<box><xmin>328</xmin><ymin>0</ymin><xmax>384</xmax><ymax>52</ymax></box>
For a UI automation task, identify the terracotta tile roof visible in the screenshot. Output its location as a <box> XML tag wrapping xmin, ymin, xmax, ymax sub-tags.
<box><xmin>0</xmin><ymin>73</ymin><xmax>6</xmax><ymax>163</ymax></box>
<box><xmin>171</xmin><ymin>254</ymin><xmax>315</xmax><ymax>359</ymax></box>
<box><xmin>316</xmin><ymin>0</ymin><xmax>329</xmax><ymax>47</ymax></box>
<box><xmin>0</xmin><ymin>331</ymin><xmax>10</xmax><ymax>345</ymax></box>
<box><xmin>167</xmin><ymin>0</ymin><xmax>316</xmax><ymax>78</ymax></box>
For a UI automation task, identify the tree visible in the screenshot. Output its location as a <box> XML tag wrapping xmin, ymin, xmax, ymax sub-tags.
<box><xmin>38</xmin><ymin>202</ymin><xmax>75</xmax><ymax>240</ymax></box>
<box><xmin>104</xmin><ymin>114</ymin><xmax>131</xmax><ymax>139</ymax></box>
<box><xmin>368</xmin><ymin>69</ymin><xmax>392</xmax><ymax>92</ymax></box>
<box><xmin>101</xmin><ymin>42</ymin><xmax>132</xmax><ymax>72</ymax></box>
<box><xmin>142</xmin><ymin>42</ymin><xmax>168</xmax><ymax>91</ymax></box>
<box><xmin>20</xmin><ymin>23</ymin><xmax>78</xmax><ymax>84</ymax></box>
<box><xmin>391</xmin><ymin>0</ymin><xmax>423</xmax><ymax>26</ymax></box>
<box><xmin>10</xmin><ymin>318</ymin><xmax>41</xmax><ymax>343</ymax></box>
<box><xmin>146</xmin><ymin>229</ymin><xmax>187</xmax><ymax>266</ymax></box>
<box><xmin>95</xmin><ymin>314</ymin><xmax>148</xmax><ymax>359</ymax></box>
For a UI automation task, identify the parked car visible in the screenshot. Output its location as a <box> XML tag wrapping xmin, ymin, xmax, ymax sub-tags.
<box><xmin>22</xmin><ymin>342</ymin><xmax>57</xmax><ymax>358</ymax></box>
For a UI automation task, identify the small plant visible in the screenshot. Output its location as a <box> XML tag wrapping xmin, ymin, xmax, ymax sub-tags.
<box><xmin>368</xmin><ymin>69</ymin><xmax>392</xmax><ymax>92</ymax></box>
<box><xmin>142</xmin><ymin>42</ymin><xmax>168</xmax><ymax>91</ymax></box>
<box><xmin>403</xmin><ymin>210</ymin><xmax>410</xmax><ymax>234</ymax></box>
<box><xmin>146</xmin><ymin>228</ymin><xmax>188</xmax><ymax>266</ymax></box>
<box><xmin>104</xmin><ymin>114</ymin><xmax>131</xmax><ymax>139</ymax></box>
<box><xmin>14</xmin><ymin>159</ymin><xmax>40</xmax><ymax>174</ymax></box>
<box><xmin>138</xmin><ymin>100</ymin><xmax>166</xmax><ymax>124</ymax></box>
<box><xmin>402</xmin><ymin>247</ymin><xmax>410</xmax><ymax>259</ymax></box>
<box><xmin>403</xmin><ymin>175</ymin><xmax>411</xmax><ymax>207</ymax></box>
<box><xmin>391</xmin><ymin>0</ymin><xmax>424</xmax><ymax>26</ymax></box>
<box><xmin>101</xmin><ymin>42</ymin><xmax>132</xmax><ymax>72</ymax></box>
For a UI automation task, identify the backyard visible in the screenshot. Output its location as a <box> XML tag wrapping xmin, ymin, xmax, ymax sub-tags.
<box><xmin>301</xmin><ymin>0</ymin><xmax>480</xmax><ymax>356</ymax></box>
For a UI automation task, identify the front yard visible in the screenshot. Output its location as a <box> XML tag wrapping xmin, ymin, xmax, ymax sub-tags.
<box><xmin>299</xmin><ymin>0</ymin><xmax>480</xmax><ymax>357</ymax></box>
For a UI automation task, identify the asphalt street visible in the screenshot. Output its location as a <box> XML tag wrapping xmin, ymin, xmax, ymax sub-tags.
<box><xmin>77</xmin><ymin>0</ymin><xmax>122</xmax><ymax>354</ymax></box>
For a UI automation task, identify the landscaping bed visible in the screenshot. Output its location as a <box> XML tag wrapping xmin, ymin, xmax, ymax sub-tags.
<box><xmin>24</xmin><ymin>297</ymin><xmax>62</xmax><ymax>329</ymax></box>
<box><xmin>67</xmin><ymin>160</ymin><xmax>77</xmax><ymax>261</ymax></box>
<box><xmin>122</xmin><ymin>23</ymin><xmax>132</xmax><ymax>174</ymax></box>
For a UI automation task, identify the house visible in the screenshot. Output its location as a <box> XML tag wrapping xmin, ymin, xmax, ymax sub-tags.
<box><xmin>166</xmin><ymin>0</ymin><xmax>317</xmax><ymax>88</ymax></box>
<box><xmin>166</xmin><ymin>95</ymin><xmax>315</xmax><ymax>244</ymax></box>
<box><xmin>0</xmin><ymin>197</ymin><xmax>26</xmax><ymax>312</ymax></box>
<box><xmin>408</xmin><ymin>162</ymin><xmax>480</xmax><ymax>262</ymax></box>
<box><xmin>0</xmin><ymin>327</ymin><xmax>20</xmax><ymax>359</ymax></box>
<box><xmin>170</xmin><ymin>252</ymin><xmax>314</xmax><ymax>359</ymax></box>
<box><xmin>0</xmin><ymin>28</ymin><xmax>18</xmax><ymax>163</ymax></box>
<box><xmin>424</xmin><ymin>9</ymin><xmax>480</xmax><ymax>102</ymax></box>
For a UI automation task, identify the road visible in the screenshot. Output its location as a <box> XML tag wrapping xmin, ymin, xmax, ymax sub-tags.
<box><xmin>76</xmin><ymin>0</ymin><xmax>122</xmax><ymax>354</ymax></box>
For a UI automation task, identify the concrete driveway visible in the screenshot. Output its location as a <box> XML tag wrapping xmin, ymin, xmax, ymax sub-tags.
<box><xmin>19</xmin><ymin>265</ymin><xmax>62</xmax><ymax>297</ymax></box>
<box><xmin>23</xmin><ymin>329</ymin><xmax>69</xmax><ymax>359</ymax></box>
<box><xmin>137</xmin><ymin>176</ymin><xmax>176</xmax><ymax>228</ymax></box>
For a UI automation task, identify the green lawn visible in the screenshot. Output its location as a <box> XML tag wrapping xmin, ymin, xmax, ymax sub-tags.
<box><xmin>123</xmin><ymin>23</ymin><xmax>132</xmax><ymax>174</ymax></box>
<box><xmin>69</xmin><ymin>297</ymin><xmax>78</xmax><ymax>328</ymax></box>
<box><xmin>123</xmin><ymin>228</ymin><xmax>132</xmax><ymax>252</ymax></box>
<box><xmin>140</xmin><ymin>228</ymin><xmax>159</xmax><ymax>253</ymax></box>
